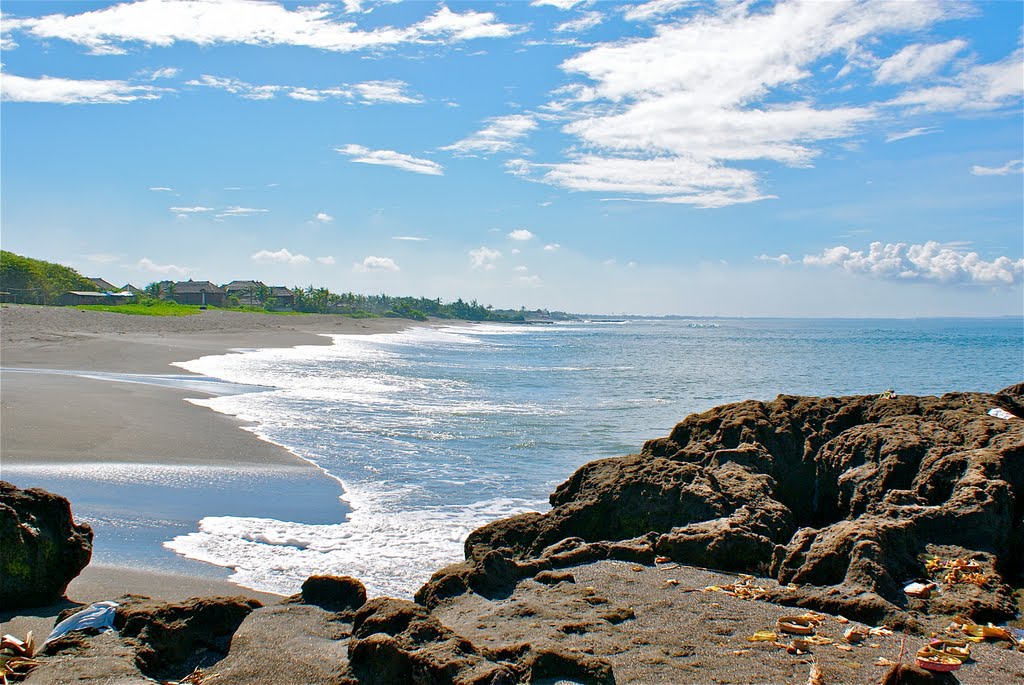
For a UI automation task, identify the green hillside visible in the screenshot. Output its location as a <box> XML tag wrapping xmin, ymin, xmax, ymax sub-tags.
<box><xmin>0</xmin><ymin>251</ymin><xmax>98</xmax><ymax>304</ymax></box>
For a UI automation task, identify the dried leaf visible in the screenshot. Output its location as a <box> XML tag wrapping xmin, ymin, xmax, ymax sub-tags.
<box><xmin>748</xmin><ymin>631</ymin><xmax>778</xmax><ymax>642</ymax></box>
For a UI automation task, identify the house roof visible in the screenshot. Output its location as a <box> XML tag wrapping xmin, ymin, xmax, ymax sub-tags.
<box><xmin>88</xmin><ymin>278</ymin><xmax>117</xmax><ymax>291</ymax></box>
<box><xmin>270</xmin><ymin>286</ymin><xmax>293</xmax><ymax>297</ymax></box>
<box><xmin>173</xmin><ymin>280</ymin><xmax>225</xmax><ymax>294</ymax></box>
<box><xmin>223</xmin><ymin>280</ymin><xmax>266</xmax><ymax>291</ymax></box>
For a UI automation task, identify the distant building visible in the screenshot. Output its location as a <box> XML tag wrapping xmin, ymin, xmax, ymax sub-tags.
<box><xmin>88</xmin><ymin>277</ymin><xmax>118</xmax><ymax>292</ymax></box>
<box><xmin>57</xmin><ymin>291</ymin><xmax>132</xmax><ymax>306</ymax></box>
<box><xmin>222</xmin><ymin>280</ymin><xmax>266</xmax><ymax>306</ymax></box>
<box><xmin>121</xmin><ymin>283</ymin><xmax>145</xmax><ymax>296</ymax></box>
<box><xmin>170</xmin><ymin>280</ymin><xmax>225</xmax><ymax>307</ymax></box>
<box><xmin>269</xmin><ymin>286</ymin><xmax>295</xmax><ymax>309</ymax></box>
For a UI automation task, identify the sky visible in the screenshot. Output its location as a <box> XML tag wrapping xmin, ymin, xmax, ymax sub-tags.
<box><xmin>1</xmin><ymin>0</ymin><xmax>1022</xmax><ymax>317</ymax></box>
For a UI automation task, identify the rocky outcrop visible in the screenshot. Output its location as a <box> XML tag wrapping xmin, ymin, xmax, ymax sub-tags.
<box><xmin>0</xmin><ymin>481</ymin><xmax>93</xmax><ymax>609</ymax></box>
<box><xmin>114</xmin><ymin>595</ymin><xmax>262</xmax><ymax>680</ymax></box>
<box><xmin>284</xmin><ymin>574</ymin><xmax>368</xmax><ymax>613</ymax></box>
<box><xmin>427</xmin><ymin>386</ymin><xmax>1024</xmax><ymax>624</ymax></box>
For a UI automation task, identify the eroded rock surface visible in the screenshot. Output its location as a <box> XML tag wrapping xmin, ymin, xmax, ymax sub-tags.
<box><xmin>0</xmin><ymin>481</ymin><xmax>93</xmax><ymax>610</ymax></box>
<box><xmin>425</xmin><ymin>387</ymin><xmax>1024</xmax><ymax>624</ymax></box>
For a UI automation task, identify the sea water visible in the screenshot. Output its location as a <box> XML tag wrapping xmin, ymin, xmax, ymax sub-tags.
<box><xmin>154</xmin><ymin>317</ymin><xmax>1022</xmax><ymax>598</ymax></box>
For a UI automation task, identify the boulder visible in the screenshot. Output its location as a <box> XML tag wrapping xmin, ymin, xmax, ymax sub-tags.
<box><xmin>289</xmin><ymin>574</ymin><xmax>367</xmax><ymax>613</ymax></box>
<box><xmin>443</xmin><ymin>385</ymin><xmax>1024</xmax><ymax>624</ymax></box>
<box><xmin>114</xmin><ymin>594</ymin><xmax>262</xmax><ymax>680</ymax></box>
<box><xmin>0</xmin><ymin>481</ymin><xmax>93</xmax><ymax>609</ymax></box>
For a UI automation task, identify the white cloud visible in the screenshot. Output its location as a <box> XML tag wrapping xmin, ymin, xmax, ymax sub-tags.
<box><xmin>392</xmin><ymin>235</ymin><xmax>429</xmax><ymax>241</ymax></box>
<box><xmin>510</xmin><ymin>155</ymin><xmax>772</xmax><ymax>208</ymax></box>
<box><xmin>531</xmin><ymin>0</ymin><xmax>586</xmax><ymax>9</ymax></box>
<box><xmin>519</xmin><ymin>274</ymin><xmax>543</xmax><ymax>286</ymax></box>
<box><xmin>801</xmin><ymin>241</ymin><xmax>1023</xmax><ymax>286</ymax></box>
<box><xmin>1</xmin><ymin>72</ymin><xmax>164</xmax><ymax>103</ymax></box>
<box><xmin>623</xmin><ymin>0</ymin><xmax>696</xmax><ymax>22</ymax></box>
<box><xmin>524</xmin><ymin>0</ymin><xmax>957</xmax><ymax>207</ymax></box>
<box><xmin>336</xmin><ymin>144</ymin><xmax>443</xmax><ymax>175</ymax></box>
<box><xmin>217</xmin><ymin>206</ymin><xmax>269</xmax><ymax>218</ymax></box>
<box><xmin>8</xmin><ymin>0</ymin><xmax>519</xmax><ymax>55</ymax></box>
<box><xmin>170</xmin><ymin>206</ymin><xmax>214</xmax><ymax>213</ymax></box>
<box><xmin>147</xmin><ymin>66</ymin><xmax>179</xmax><ymax>80</ymax></box>
<box><xmin>252</xmin><ymin>248</ymin><xmax>310</xmax><ymax>265</ymax></box>
<box><xmin>757</xmin><ymin>253</ymin><xmax>793</xmax><ymax>265</ymax></box>
<box><xmin>354</xmin><ymin>80</ymin><xmax>422</xmax><ymax>104</ymax></box>
<box><xmin>885</xmin><ymin>126</ymin><xmax>941</xmax><ymax>143</ymax></box>
<box><xmin>314</xmin><ymin>211</ymin><xmax>334</xmax><ymax>222</ymax></box>
<box><xmin>508</xmin><ymin>229</ymin><xmax>535</xmax><ymax>241</ymax></box>
<box><xmin>889</xmin><ymin>48</ymin><xmax>1024</xmax><ymax>113</ymax></box>
<box><xmin>544</xmin><ymin>243</ymin><xmax>561</xmax><ymax>251</ymax></box>
<box><xmin>970</xmin><ymin>160</ymin><xmax>1023</xmax><ymax>176</ymax></box>
<box><xmin>317</xmin><ymin>256</ymin><xmax>336</xmax><ymax>265</ymax></box>
<box><xmin>875</xmin><ymin>39</ymin><xmax>966</xmax><ymax>84</ymax></box>
<box><xmin>415</xmin><ymin>5</ymin><xmax>519</xmax><ymax>41</ymax></box>
<box><xmin>555</xmin><ymin>11</ymin><xmax>604</xmax><ymax>34</ymax></box>
<box><xmin>355</xmin><ymin>255</ymin><xmax>400</xmax><ymax>272</ymax></box>
<box><xmin>514</xmin><ymin>265</ymin><xmax>529</xmax><ymax>272</ymax></box>
<box><xmin>135</xmin><ymin>257</ymin><xmax>191</xmax><ymax>277</ymax></box>
<box><xmin>186</xmin><ymin>75</ymin><xmax>280</xmax><ymax>99</ymax></box>
<box><xmin>441</xmin><ymin>114</ymin><xmax>537</xmax><ymax>156</ymax></box>
<box><xmin>188</xmin><ymin>74</ymin><xmax>418</xmax><ymax>105</ymax></box>
<box><xmin>469</xmin><ymin>246</ymin><xmax>501</xmax><ymax>269</ymax></box>
<box><xmin>149</xmin><ymin>186</ymin><xmax>174</xmax><ymax>192</ymax></box>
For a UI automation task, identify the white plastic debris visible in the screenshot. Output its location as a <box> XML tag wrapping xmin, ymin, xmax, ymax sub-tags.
<box><xmin>44</xmin><ymin>601</ymin><xmax>119</xmax><ymax>644</ymax></box>
<box><xmin>988</xmin><ymin>408</ymin><xmax>1015</xmax><ymax>420</ymax></box>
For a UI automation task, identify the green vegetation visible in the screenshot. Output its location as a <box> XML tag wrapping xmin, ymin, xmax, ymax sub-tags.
<box><xmin>76</xmin><ymin>299</ymin><xmax>200</xmax><ymax>317</ymax></box>
<box><xmin>2</xmin><ymin>251</ymin><xmax>554</xmax><ymax>322</ymax></box>
<box><xmin>0</xmin><ymin>250</ymin><xmax>98</xmax><ymax>304</ymax></box>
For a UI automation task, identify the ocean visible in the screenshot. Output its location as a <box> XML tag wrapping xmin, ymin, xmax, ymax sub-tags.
<box><xmin>8</xmin><ymin>318</ymin><xmax>1023</xmax><ymax>598</ymax></box>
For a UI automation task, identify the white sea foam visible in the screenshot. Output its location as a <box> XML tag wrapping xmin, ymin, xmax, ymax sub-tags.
<box><xmin>165</xmin><ymin>494</ymin><xmax>544</xmax><ymax>598</ymax></box>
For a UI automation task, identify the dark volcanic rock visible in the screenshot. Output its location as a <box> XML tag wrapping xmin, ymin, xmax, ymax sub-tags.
<box><xmin>114</xmin><ymin>595</ymin><xmax>262</xmax><ymax>679</ymax></box>
<box><xmin>441</xmin><ymin>385</ymin><xmax>1024</xmax><ymax>624</ymax></box>
<box><xmin>289</xmin><ymin>574</ymin><xmax>367</xmax><ymax>613</ymax></box>
<box><xmin>0</xmin><ymin>481</ymin><xmax>93</xmax><ymax>609</ymax></box>
<box><xmin>344</xmin><ymin>597</ymin><xmax>518</xmax><ymax>684</ymax></box>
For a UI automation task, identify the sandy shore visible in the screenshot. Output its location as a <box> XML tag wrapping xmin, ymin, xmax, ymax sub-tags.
<box><xmin>0</xmin><ymin>304</ymin><xmax>422</xmax><ymax>605</ymax></box>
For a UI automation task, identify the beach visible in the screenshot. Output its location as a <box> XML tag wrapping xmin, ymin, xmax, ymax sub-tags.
<box><xmin>2</xmin><ymin>305</ymin><xmax>1021</xmax><ymax>684</ymax></box>
<box><xmin>0</xmin><ymin>305</ymin><xmax>419</xmax><ymax>637</ymax></box>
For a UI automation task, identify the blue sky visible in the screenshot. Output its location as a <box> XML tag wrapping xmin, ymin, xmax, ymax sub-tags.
<box><xmin>1</xmin><ymin>0</ymin><xmax>1021</xmax><ymax>316</ymax></box>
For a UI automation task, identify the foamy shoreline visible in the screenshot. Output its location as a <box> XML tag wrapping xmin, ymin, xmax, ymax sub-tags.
<box><xmin>0</xmin><ymin>304</ymin><xmax>429</xmax><ymax>609</ymax></box>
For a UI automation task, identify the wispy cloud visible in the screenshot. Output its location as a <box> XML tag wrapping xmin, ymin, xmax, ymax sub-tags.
<box><xmin>554</xmin><ymin>11</ymin><xmax>604</xmax><ymax>34</ymax></box>
<box><xmin>217</xmin><ymin>206</ymin><xmax>269</xmax><ymax>218</ymax></box>
<box><xmin>6</xmin><ymin>0</ymin><xmax>520</xmax><ymax>55</ymax></box>
<box><xmin>392</xmin><ymin>235</ymin><xmax>428</xmax><ymax>241</ymax></box>
<box><xmin>149</xmin><ymin>186</ymin><xmax>174</xmax><ymax>192</ymax></box>
<box><xmin>354</xmin><ymin>80</ymin><xmax>422</xmax><ymax>104</ymax></box>
<box><xmin>523</xmin><ymin>1</ymin><xmax>989</xmax><ymax>207</ymax></box>
<box><xmin>170</xmin><ymin>206</ymin><xmax>214</xmax><ymax>213</ymax></box>
<box><xmin>622</xmin><ymin>0</ymin><xmax>695</xmax><ymax>22</ymax></box>
<box><xmin>790</xmin><ymin>241</ymin><xmax>1024</xmax><ymax>286</ymax></box>
<box><xmin>885</xmin><ymin>126</ymin><xmax>941</xmax><ymax>143</ymax></box>
<box><xmin>1</xmin><ymin>73</ymin><xmax>165</xmax><ymax>104</ymax></box>
<box><xmin>970</xmin><ymin>160</ymin><xmax>1023</xmax><ymax>176</ymax></box>
<box><xmin>252</xmin><ymin>248</ymin><xmax>310</xmax><ymax>265</ymax></box>
<box><xmin>314</xmin><ymin>212</ymin><xmax>334</xmax><ymax>222</ymax></box>
<box><xmin>889</xmin><ymin>48</ymin><xmax>1024</xmax><ymax>113</ymax></box>
<box><xmin>336</xmin><ymin>144</ymin><xmax>443</xmax><ymax>175</ymax></box>
<box><xmin>186</xmin><ymin>75</ymin><xmax>280</xmax><ymax>100</ymax></box>
<box><xmin>146</xmin><ymin>67</ymin><xmax>179</xmax><ymax>80</ymax></box>
<box><xmin>543</xmin><ymin>243</ymin><xmax>561</xmax><ymax>251</ymax></box>
<box><xmin>531</xmin><ymin>0</ymin><xmax>587</xmax><ymax>9</ymax></box>
<box><xmin>442</xmin><ymin>114</ymin><xmax>536</xmax><ymax>156</ymax></box>
<box><xmin>354</xmin><ymin>255</ymin><xmax>400</xmax><ymax>272</ymax></box>
<box><xmin>469</xmin><ymin>246</ymin><xmax>501</xmax><ymax>269</ymax></box>
<box><xmin>875</xmin><ymin>39</ymin><xmax>966</xmax><ymax>84</ymax></box>
<box><xmin>135</xmin><ymin>257</ymin><xmax>191</xmax><ymax>277</ymax></box>
<box><xmin>317</xmin><ymin>255</ymin><xmax>336</xmax><ymax>265</ymax></box>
